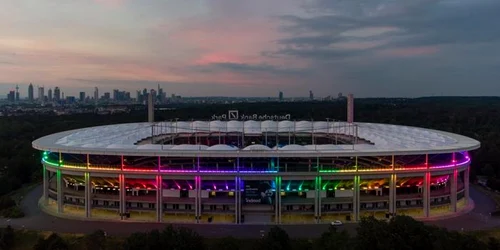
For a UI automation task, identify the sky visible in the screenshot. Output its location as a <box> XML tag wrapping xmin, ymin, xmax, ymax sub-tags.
<box><xmin>1</xmin><ymin>0</ymin><xmax>500</xmax><ymax>98</ymax></box>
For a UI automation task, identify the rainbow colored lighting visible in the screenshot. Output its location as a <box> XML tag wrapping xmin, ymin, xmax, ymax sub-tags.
<box><xmin>42</xmin><ymin>159</ymin><xmax>278</xmax><ymax>173</ymax></box>
<box><xmin>42</xmin><ymin>157</ymin><xmax>470</xmax><ymax>174</ymax></box>
<box><xmin>319</xmin><ymin>158</ymin><xmax>471</xmax><ymax>173</ymax></box>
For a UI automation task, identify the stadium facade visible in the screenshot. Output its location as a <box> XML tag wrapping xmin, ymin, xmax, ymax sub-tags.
<box><xmin>33</xmin><ymin>117</ymin><xmax>479</xmax><ymax>224</ymax></box>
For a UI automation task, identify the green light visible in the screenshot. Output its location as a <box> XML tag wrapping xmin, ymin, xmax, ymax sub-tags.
<box><xmin>298</xmin><ymin>181</ymin><xmax>304</xmax><ymax>191</ymax></box>
<box><xmin>322</xmin><ymin>180</ymin><xmax>329</xmax><ymax>190</ymax></box>
<box><xmin>286</xmin><ymin>181</ymin><xmax>291</xmax><ymax>191</ymax></box>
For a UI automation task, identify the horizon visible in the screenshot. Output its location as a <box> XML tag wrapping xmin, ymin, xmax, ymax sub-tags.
<box><xmin>1</xmin><ymin>0</ymin><xmax>500</xmax><ymax>97</ymax></box>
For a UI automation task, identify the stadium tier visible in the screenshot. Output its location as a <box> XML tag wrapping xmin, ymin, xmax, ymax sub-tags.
<box><xmin>32</xmin><ymin>120</ymin><xmax>480</xmax><ymax>224</ymax></box>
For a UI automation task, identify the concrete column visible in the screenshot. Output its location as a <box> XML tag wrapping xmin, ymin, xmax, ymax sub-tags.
<box><xmin>275</xmin><ymin>177</ymin><xmax>279</xmax><ymax>224</ymax></box>
<box><xmin>156</xmin><ymin>175</ymin><xmax>163</xmax><ymax>222</ymax></box>
<box><xmin>277</xmin><ymin>177</ymin><xmax>282</xmax><ymax>224</ymax></box>
<box><xmin>423</xmin><ymin>172</ymin><xmax>431</xmax><ymax>217</ymax></box>
<box><xmin>353</xmin><ymin>176</ymin><xmax>360</xmax><ymax>221</ymax></box>
<box><xmin>314</xmin><ymin>177</ymin><xmax>319</xmax><ymax>223</ymax></box>
<box><xmin>85</xmin><ymin>172</ymin><xmax>91</xmax><ymax>218</ymax></box>
<box><xmin>465</xmin><ymin>166</ymin><xmax>470</xmax><ymax>205</ymax></box>
<box><xmin>450</xmin><ymin>169</ymin><xmax>458</xmax><ymax>212</ymax></box>
<box><xmin>119</xmin><ymin>174</ymin><xmax>126</xmax><ymax>220</ymax></box>
<box><xmin>235</xmin><ymin>177</ymin><xmax>240</xmax><ymax>224</ymax></box>
<box><xmin>317</xmin><ymin>176</ymin><xmax>322</xmax><ymax>223</ymax></box>
<box><xmin>389</xmin><ymin>174</ymin><xmax>397</xmax><ymax>215</ymax></box>
<box><xmin>42</xmin><ymin>166</ymin><xmax>48</xmax><ymax>205</ymax></box>
<box><xmin>56</xmin><ymin>169</ymin><xmax>63</xmax><ymax>213</ymax></box>
<box><xmin>195</xmin><ymin>176</ymin><xmax>201</xmax><ymax>223</ymax></box>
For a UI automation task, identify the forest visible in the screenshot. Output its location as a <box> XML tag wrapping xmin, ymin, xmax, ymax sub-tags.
<box><xmin>0</xmin><ymin>97</ymin><xmax>499</xmax><ymax>200</ymax></box>
<box><xmin>1</xmin><ymin>215</ymin><xmax>499</xmax><ymax>250</ymax></box>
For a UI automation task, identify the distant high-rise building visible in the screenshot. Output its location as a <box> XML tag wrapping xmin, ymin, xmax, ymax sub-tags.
<box><xmin>54</xmin><ymin>87</ymin><xmax>61</xmax><ymax>102</ymax></box>
<box><xmin>28</xmin><ymin>83</ymin><xmax>34</xmax><ymax>101</ymax></box>
<box><xmin>94</xmin><ymin>87</ymin><xmax>99</xmax><ymax>104</ymax></box>
<box><xmin>136</xmin><ymin>90</ymin><xmax>142</xmax><ymax>103</ymax></box>
<box><xmin>103</xmin><ymin>92</ymin><xmax>110</xmax><ymax>100</ymax></box>
<box><xmin>338</xmin><ymin>92</ymin><xmax>343</xmax><ymax>99</ymax></box>
<box><xmin>15</xmin><ymin>85</ymin><xmax>19</xmax><ymax>102</ymax></box>
<box><xmin>7</xmin><ymin>91</ymin><xmax>15</xmax><ymax>102</ymax></box>
<box><xmin>79</xmin><ymin>92</ymin><xmax>86</xmax><ymax>102</ymax></box>
<box><xmin>62</xmin><ymin>92</ymin><xmax>65</xmax><ymax>100</ymax></box>
<box><xmin>38</xmin><ymin>86</ymin><xmax>45</xmax><ymax>103</ymax></box>
<box><xmin>158</xmin><ymin>84</ymin><xmax>164</xmax><ymax>103</ymax></box>
<box><xmin>279</xmin><ymin>91</ymin><xmax>283</xmax><ymax>101</ymax></box>
<box><xmin>48</xmin><ymin>88</ymin><xmax>53</xmax><ymax>102</ymax></box>
<box><xmin>309</xmin><ymin>90</ymin><xmax>314</xmax><ymax>100</ymax></box>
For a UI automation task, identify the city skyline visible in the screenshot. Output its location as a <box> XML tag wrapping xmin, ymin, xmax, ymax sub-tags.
<box><xmin>1</xmin><ymin>0</ymin><xmax>500</xmax><ymax>97</ymax></box>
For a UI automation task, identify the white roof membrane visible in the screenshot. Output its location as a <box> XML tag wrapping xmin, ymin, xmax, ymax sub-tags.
<box><xmin>32</xmin><ymin>121</ymin><xmax>480</xmax><ymax>156</ymax></box>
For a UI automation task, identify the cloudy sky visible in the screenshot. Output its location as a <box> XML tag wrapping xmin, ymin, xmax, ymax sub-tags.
<box><xmin>1</xmin><ymin>0</ymin><xmax>499</xmax><ymax>97</ymax></box>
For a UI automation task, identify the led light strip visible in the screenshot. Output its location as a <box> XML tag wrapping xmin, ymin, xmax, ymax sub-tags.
<box><xmin>42</xmin><ymin>157</ymin><xmax>469</xmax><ymax>174</ymax></box>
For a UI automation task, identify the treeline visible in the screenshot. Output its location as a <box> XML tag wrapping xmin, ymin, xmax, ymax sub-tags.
<box><xmin>6</xmin><ymin>216</ymin><xmax>499</xmax><ymax>250</ymax></box>
<box><xmin>1</xmin><ymin>97</ymin><xmax>499</xmax><ymax>199</ymax></box>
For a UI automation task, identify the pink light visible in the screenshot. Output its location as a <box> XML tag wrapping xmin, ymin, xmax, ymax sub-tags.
<box><xmin>43</xmin><ymin>155</ymin><xmax>471</xmax><ymax>174</ymax></box>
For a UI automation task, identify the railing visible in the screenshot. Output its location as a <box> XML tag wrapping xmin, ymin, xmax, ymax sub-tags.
<box><xmin>43</xmin><ymin>157</ymin><xmax>470</xmax><ymax>174</ymax></box>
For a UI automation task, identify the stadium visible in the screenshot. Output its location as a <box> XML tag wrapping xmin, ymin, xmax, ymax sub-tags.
<box><xmin>31</xmin><ymin>95</ymin><xmax>479</xmax><ymax>224</ymax></box>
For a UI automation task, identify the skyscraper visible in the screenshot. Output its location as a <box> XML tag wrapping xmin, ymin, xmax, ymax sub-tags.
<box><xmin>28</xmin><ymin>83</ymin><xmax>34</xmax><ymax>101</ymax></box>
<box><xmin>38</xmin><ymin>86</ymin><xmax>45</xmax><ymax>103</ymax></box>
<box><xmin>79</xmin><ymin>92</ymin><xmax>86</xmax><ymax>102</ymax></box>
<box><xmin>15</xmin><ymin>85</ymin><xmax>19</xmax><ymax>102</ymax></box>
<box><xmin>54</xmin><ymin>87</ymin><xmax>61</xmax><ymax>102</ymax></box>
<box><xmin>279</xmin><ymin>91</ymin><xmax>283</xmax><ymax>101</ymax></box>
<box><xmin>94</xmin><ymin>87</ymin><xmax>99</xmax><ymax>104</ymax></box>
<box><xmin>309</xmin><ymin>90</ymin><xmax>314</xmax><ymax>100</ymax></box>
<box><xmin>48</xmin><ymin>88</ymin><xmax>53</xmax><ymax>102</ymax></box>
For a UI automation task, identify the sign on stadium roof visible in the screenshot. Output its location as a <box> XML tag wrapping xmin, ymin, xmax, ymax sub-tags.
<box><xmin>211</xmin><ymin>110</ymin><xmax>291</xmax><ymax>121</ymax></box>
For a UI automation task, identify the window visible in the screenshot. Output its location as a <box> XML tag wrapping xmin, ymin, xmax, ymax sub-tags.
<box><xmin>103</xmin><ymin>201</ymin><xmax>109</xmax><ymax>206</ymax></box>
<box><xmin>185</xmin><ymin>204</ymin><xmax>192</xmax><ymax>210</ymax></box>
<box><xmin>137</xmin><ymin>203</ymin><xmax>143</xmax><ymax>208</ymax></box>
<box><xmin>149</xmin><ymin>203</ymin><xmax>155</xmax><ymax>209</ymax></box>
<box><xmin>173</xmin><ymin>204</ymin><xmax>179</xmax><ymax>210</ymax></box>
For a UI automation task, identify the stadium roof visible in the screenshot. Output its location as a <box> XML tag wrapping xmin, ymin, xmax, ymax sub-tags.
<box><xmin>32</xmin><ymin>121</ymin><xmax>480</xmax><ymax>157</ymax></box>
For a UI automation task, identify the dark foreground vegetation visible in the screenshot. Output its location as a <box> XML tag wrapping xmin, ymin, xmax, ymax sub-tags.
<box><xmin>1</xmin><ymin>97</ymin><xmax>500</xmax><ymax>216</ymax></box>
<box><xmin>2</xmin><ymin>216</ymin><xmax>499</xmax><ymax>250</ymax></box>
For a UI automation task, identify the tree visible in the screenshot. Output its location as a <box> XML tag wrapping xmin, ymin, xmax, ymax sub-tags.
<box><xmin>173</xmin><ymin>227</ymin><xmax>205</xmax><ymax>250</ymax></box>
<box><xmin>85</xmin><ymin>230</ymin><xmax>106</xmax><ymax>250</ymax></box>
<box><xmin>33</xmin><ymin>233</ymin><xmax>68</xmax><ymax>250</ymax></box>
<box><xmin>210</xmin><ymin>237</ymin><xmax>240</xmax><ymax>250</ymax></box>
<box><xmin>0</xmin><ymin>196</ymin><xmax>15</xmax><ymax>210</ymax></box>
<box><xmin>488</xmin><ymin>237</ymin><xmax>500</xmax><ymax>250</ymax></box>
<box><xmin>256</xmin><ymin>227</ymin><xmax>291</xmax><ymax>250</ymax></box>
<box><xmin>482</xmin><ymin>164</ymin><xmax>495</xmax><ymax>177</ymax></box>
<box><xmin>123</xmin><ymin>232</ymin><xmax>149</xmax><ymax>250</ymax></box>
<box><xmin>0</xmin><ymin>225</ymin><xmax>15</xmax><ymax>249</ymax></box>
<box><xmin>314</xmin><ymin>226</ymin><xmax>351</xmax><ymax>250</ymax></box>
